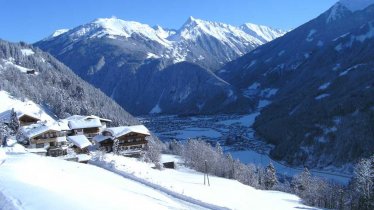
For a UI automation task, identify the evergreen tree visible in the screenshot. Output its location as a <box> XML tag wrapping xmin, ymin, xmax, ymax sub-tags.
<box><xmin>9</xmin><ymin>108</ymin><xmax>20</xmax><ymax>133</ymax></box>
<box><xmin>264</xmin><ymin>162</ymin><xmax>278</xmax><ymax>190</ymax></box>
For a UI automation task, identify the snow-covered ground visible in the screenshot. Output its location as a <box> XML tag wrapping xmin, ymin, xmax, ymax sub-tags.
<box><xmin>0</xmin><ymin>146</ymin><xmax>207</xmax><ymax>210</ymax></box>
<box><xmin>91</xmin><ymin>153</ymin><xmax>316</xmax><ymax>210</ymax></box>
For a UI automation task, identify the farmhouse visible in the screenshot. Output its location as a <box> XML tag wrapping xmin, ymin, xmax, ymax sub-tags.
<box><xmin>93</xmin><ymin>125</ymin><xmax>150</xmax><ymax>154</ymax></box>
<box><xmin>66</xmin><ymin>115</ymin><xmax>111</xmax><ymax>139</ymax></box>
<box><xmin>20</xmin><ymin>123</ymin><xmax>68</xmax><ymax>157</ymax></box>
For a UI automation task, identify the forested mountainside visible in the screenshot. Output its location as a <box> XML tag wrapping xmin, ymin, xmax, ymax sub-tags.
<box><xmin>218</xmin><ymin>1</ymin><xmax>374</xmax><ymax>168</ymax></box>
<box><xmin>35</xmin><ymin>17</ymin><xmax>284</xmax><ymax>115</ymax></box>
<box><xmin>0</xmin><ymin>40</ymin><xmax>138</xmax><ymax>125</ymax></box>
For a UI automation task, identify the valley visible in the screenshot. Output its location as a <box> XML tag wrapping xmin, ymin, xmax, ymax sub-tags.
<box><xmin>140</xmin><ymin>113</ymin><xmax>352</xmax><ymax>184</ymax></box>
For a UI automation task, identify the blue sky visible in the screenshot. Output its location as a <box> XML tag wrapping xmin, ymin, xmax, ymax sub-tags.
<box><xmin>0</xmin><ymin>0</ymin><xmax>337</xmax><ymax>43</ymax></box>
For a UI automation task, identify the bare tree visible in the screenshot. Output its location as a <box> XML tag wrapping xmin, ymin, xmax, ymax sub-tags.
<box><xmin>353</xmin><ymin>155</ymin><xmax>374</xmax><ymax>209</ymax></box>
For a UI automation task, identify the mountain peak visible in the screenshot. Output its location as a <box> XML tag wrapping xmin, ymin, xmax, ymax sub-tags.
<box><xmin>339</xmin><ymin>0</ymin><xmax>374</xmax><ymax>12</ymax></box>
<box><xmin>52</xmin><ymin>29</ymin><xmax>69</xmax><ymax>37</ymax></box>
<box><xmin>183</xmin><ymin>16</ymin><xmax>205</xmax><ymax>27</ymax></box>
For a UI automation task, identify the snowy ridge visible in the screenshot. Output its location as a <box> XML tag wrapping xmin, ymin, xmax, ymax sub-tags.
<box><xmin>51</xmin><ymin>29</ymin><xmax>69</xmax><ymax>37</ymax></box>
<box><xmin>240</xmin><ymin>23</ymin><xmax>286</xmax><ymax>43</ymax></box>
<box><xmin>339</xmin><ymin>0</ymin><xmax>374</xmax><ymax>12</ymax></box>
<box><xmin>52</xmin><ymin>16</ymin><xmax>285</xmax><ymax>64</ymax></box>
<box><xmin>176</xmin><ymin>17</ymin><xmax>261</xmax><ymax>45</ymax></box>
<box><xmin>326</xmin><ymin>0</ymin><xmax>374</xmax><ymax>23</ymax></box>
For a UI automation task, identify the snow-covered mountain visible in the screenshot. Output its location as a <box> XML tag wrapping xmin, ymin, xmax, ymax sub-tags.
<box><xmin>340</xmin><ymin>0</ymin><xmax>374</xmax><ymax>12</ymax></box>
<box><xmin>35</xmin><ymin>17</ymin><xmax>284</xmax><ymax>115</ymax></box>
<box><xmin>39</xmin><ymin>17</ymin><xmax>285</xmax><ymax>69</ymax></box>
<box><xmin>218</xmin><ymin>1</ymin><xmax>374</xmax><ymax>168</ymax></box>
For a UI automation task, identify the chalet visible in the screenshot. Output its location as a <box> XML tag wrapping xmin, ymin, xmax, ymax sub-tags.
<box><xmin>0</xmin><ymin>109</ymin><xmax>41</xmax><ymax>126</ymax></box>
<box><xmin>26</xmin><ymin>69</ymin><xmax>36</xmax><ymax>75</ymax></box>
<box><xmin>93</xmin><ymin>125</ymin><xmax>150</xmax><ymax>155</ymax></box>
<box><xmin>67</xmin><ymin>135</ymin><xmax>92</xmax><ymax>154</ymax></box>
<box><xmin>66</xmin><ymin>115</ymin><xmax>111</xmax><ymax>139</ymax></box>
<box><xmin>20</xmin><ymin>123</ymin><xmax>68</xmax><ymax>157</ymax></box>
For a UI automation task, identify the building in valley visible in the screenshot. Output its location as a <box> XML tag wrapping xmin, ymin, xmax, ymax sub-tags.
<box><xmin>66</xmin><ymin>115</ymin><xmax>111</xmax><ymax>139</ymax></box>
<box><xmin>20</xmin><ymin>123</ymin><xmax>68</xmax><ymax>157</ymax></box>
<box><xmin>93</xmin><ymin>125</ymin><xmax>150</xmax><ymax>155</ymax></box>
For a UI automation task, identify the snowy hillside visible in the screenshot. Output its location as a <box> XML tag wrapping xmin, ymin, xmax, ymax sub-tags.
<box><xmin>218</xmin><ymin>0</ymin><xmax>374</xmax><ymax>169</ymax></box>
<box><xmin>0</xmin><ymin>144</ymin><xmax>314</xmax><ymax>210</ymax></box>
<box><xmin>0</xmin><ymin>40</ymin><xmax>138</xmax><ymax>125</ymax></box>
<box><xmin>91</xmin><ymin>154</ymin><xmax>315</xmax><ymax>210</ymax></box>
<box><xmin>0</xmin><ymin>91</ymin><xmax>55</xmax><ymax>124</ymax></box>
<box><xmin>0</xmin><ymin>147</ymin><xmax>205</xmax><ymax>210</ymax></box>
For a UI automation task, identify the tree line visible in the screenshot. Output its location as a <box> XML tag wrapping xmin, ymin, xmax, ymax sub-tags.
<box><xmin>164</xmin><ymin>139</ymin><xmax>374</xmax><ymax>210</ymax></box>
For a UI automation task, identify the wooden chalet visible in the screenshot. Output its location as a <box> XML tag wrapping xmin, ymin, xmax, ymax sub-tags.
<box><xmin>18</xmin><ymin>113</ymin><xmax>40</xmax><ymax>126</ymax></box>
<box><xmin>68</xmin><ymin>117</ymin><xmax>102</xmax><ymax>139</ymax></box>
<box><xmin>21</xmin><ymin>123</ymin><xmax>68</xmax><ymax>157</ymax></box>
<box><xmin>93</xmin><ymin>125</ymin><xmax>150</xmax><ymax>155</ymax></box>
<box><xmin>0</xmin><ymin>109</ymin><xmax>41</xmax><ymax>126</ymax></box>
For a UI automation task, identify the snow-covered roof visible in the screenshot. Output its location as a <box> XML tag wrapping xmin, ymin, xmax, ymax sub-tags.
<box><xmin>66</xmin><ymin>115</ymin><xmax>111</xmax><ymax>122</ymax></box>
<box><xmin>105</xmin><ymin>125</ymin><xmax>150</xmax><ymax>138</ymax></box>
<box><xmin>68</xmin><ymin>118</ymin><xmax>102</xmax><ymax>129</ymax></box>
<box><xmin>92</xmin><ymin>134</ymin><xmax>113</xmax><ymax>143</ymax></box>
<box><xmin>86</xmin><ymin>115</ymin><xmax>112</xmax><ymax>122</ymax></box>
<box><xmin>67</xmin><ymin>135</ymin><xmax>92</xmax><ymax>149</ymax></box>
<box><xmin>0</xmin><ymin>109</ymin><xmax>41</xmax><ymax>124</ymax></box>
<box><xmin>21</xmin><ymin>123</ymin><xmax>61</xmax><ymax>139</ymax></box>
<box><xmin>26</xmin><ymin>148</ymin><xmax>48</xmax><ymax>153</ymax></box>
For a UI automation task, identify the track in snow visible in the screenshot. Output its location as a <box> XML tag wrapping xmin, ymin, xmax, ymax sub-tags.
<box><xmin>90</xmin><ymin>161</ymin><xmax>229</xmax><ymax>210</ymax></box>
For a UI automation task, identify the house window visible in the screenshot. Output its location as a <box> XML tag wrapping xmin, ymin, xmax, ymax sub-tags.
<box><xmin>36</xmin><ymin>143</ymin><xmax>44</xmax><ymax>148</ymax></box>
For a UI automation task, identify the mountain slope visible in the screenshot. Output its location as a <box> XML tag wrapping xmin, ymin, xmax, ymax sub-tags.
<box><xmin>0</xmin><ymin>39</ymin><xmax>138</xmax><ymax>125</ymax></box>
<box><xmin>35</xmin><ymin>17</ymin><xmax>284</xmax><ymax>115</ymax></box>
<box><xmin>218</xmin><ymin>1</ymin><xmax>374</xmax><ymax>168</ymax></box>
